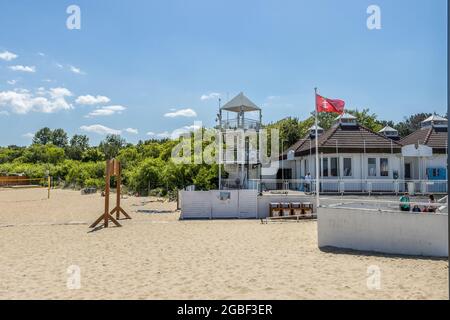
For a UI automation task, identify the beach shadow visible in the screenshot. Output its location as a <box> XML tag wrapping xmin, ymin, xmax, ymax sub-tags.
<box><xmin>319</xmin><ymin>246</ymin><xmax>448</xmax><ymax>262</ymax></box>
<box><xmin>87</xmin><ymin>225</ymin><xmax>104</xmax><ymax>233</ymax></box>
<box><xmin>87</xmin><ymin>224</ymin><xmax>123</xmax><ymax>233</ymax></box>
<box><xmin>136</xmin><ymin>209</ymin><xmax>173</xmax><ymax>214</ymax></box>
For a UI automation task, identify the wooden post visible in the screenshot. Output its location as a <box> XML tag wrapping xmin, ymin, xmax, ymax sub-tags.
<box><xmin>47</xmin><ymin>176</ymin><xmax>51</xmax><ymax>199</ymax></box>
<box><xmin>90</xmin><ymin>159</ymin><xmax>131</xmax><ymax>229</ymax></box>
<box><xmin>104</xmin><ymin>160</ymin><xmax>111</xmax><ymax>228</ymax></box>
<box><xmin>116</xmin><ymin>163</ymin><xmax>121</xmax><ymax>219</ymax></box>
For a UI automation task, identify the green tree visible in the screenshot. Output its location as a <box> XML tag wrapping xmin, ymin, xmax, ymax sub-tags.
<box><xmin>192</xmin><ymin>165</ymin><xmax>218</xmax><ymax>190</ymax></box>
<box><xmin>394</xmin><ymin>113</ymin><xmax>432</xmax><ymax>137</ymax></box>
<box><xmin>81</xmin><ymin>148</ymin><xmax>105</xmax><ymax>162</ymax></box>
<box><xmin>346</xmin><ymin>109</ymin><xmax>384</xmax><ymax>132</ymax></box>
<box><xmin>99</xmin><ymin>134</ymin><xmax>126</xmax><ymax>159</ymax></box>
<box><xmin>23</xmin><ymin>144</ymin><xmax>65</xmax><ymax>164</ymax></box>
<box><xmin>126</xmin><ymin>158</ymin><xmax>164</xmax><ymax>194</ymax></box>
<box><xmin>32</xmin><ymin>127</ymin><xmax>53</xmax><ymax>145</ymax></box>
<box><xmin>51</xmin><ymin>128</ymin><xmax>69</xmax><ymax>148</ymax></box>
<box><xmin>66</xmin><ymin>134</ymin><xmax>90</xmax><ymax>160</ymax></box>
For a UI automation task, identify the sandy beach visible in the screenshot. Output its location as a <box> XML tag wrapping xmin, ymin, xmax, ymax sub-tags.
<box><xmin>0</xmin><ymin>188</ymin><xmax>447</xmax><ymax>300</ymax></box>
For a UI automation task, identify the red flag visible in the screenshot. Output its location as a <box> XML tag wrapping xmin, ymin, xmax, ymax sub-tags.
<box><xmin>316</xmin><ymin>94</ymin><xmax>345</xmax><ymax>114</ymax></box>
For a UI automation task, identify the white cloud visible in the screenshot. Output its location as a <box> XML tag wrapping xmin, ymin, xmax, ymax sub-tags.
<box><xmin>0</xmin><ymin>87</ymin><xmax>73</xmax><ymax>114</ymax></box>
<box><xmin>80</xmin><ymin>124</ymin><xmax>122</xmax><ymax>135</ymax></box>
<box><xmin>147</xmin><ymin>124</ymin><xmax>201</xmax><ymax>140</ymax></box>
<box><xmin>85</xmin><ymin>105</ymin><xmax>126</xmax><ymax>117</ymax></box>
<box><xmin>0</xmin><ymin>51</ymin><xmax>18</xmax><ymax>61</ymax></box>
<box><xmin>22</xmin><ymin>132</ymin><xmax>34</xmax><ymax>138</ymax></box>
<box><xmin>69</xmin><ymin>65</ymin><xmax>85</xmax><ymax>75</ymax></box>
<box><xmin>9</xmin><ymin>65</ymin><xmax>36</xmax><ymax>73</ymax></box>
<box><xmin>164</xmin><ymin>108</ymin><xmax>197</xmax><ymax>118</ymax></box>
<box><xmin>0</xmin><ymin>110</ymin><xmax>9</xmax><ymax>116</ymax></box>
<box><xmin>37</xmin><ymin>52</ymin><xmax>45</xmax><ymax>57</ymax></box>
<box><xmin>7</xmin><ymin>80</ymin><xmax>17</xmax><ymax>85</ymax></box>
<box><xmin>200</xmin><ymin>92</ymin><xmax>220</xmax><ymax>101</ymax></box>
<box><xmin>75</xmin><ymin>94</ymin><xmax>111</xmax><ymax>105</ymax></box>
<box><xmin>55</xmin><ymin>63</ymin><xmax>64</xmax><ymax>69</ymax></box>
<box><xmin>125</xmin><ymin>128</ymin><xmax>138</xmax><ymax>134</ymax></box>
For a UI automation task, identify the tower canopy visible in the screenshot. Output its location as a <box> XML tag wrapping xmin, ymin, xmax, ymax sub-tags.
<box><xmin>221</xmin><ymin>92</ymin><xmax>260</xmax><ymax>112</ymax></box>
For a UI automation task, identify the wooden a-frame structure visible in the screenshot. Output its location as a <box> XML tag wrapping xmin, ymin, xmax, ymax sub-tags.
<box><xmin>90</xmin><ymin>159</ymin><xmax>131</xmax><ymax>228</ymax></box>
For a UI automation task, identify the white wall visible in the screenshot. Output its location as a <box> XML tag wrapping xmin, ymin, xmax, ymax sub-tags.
<box><xmin>425</xmin><ymin>155</ymin><xmax>447</xmax><ymax>171</ymax></box>
<box><xmin>180</xmin><ymin>190</ymin><xmax>258</xmax><ymax>219</ymax></box>
<box><xmin>181</xmin><ymin>190</ymin><xmax>315</xmax><ymax>219</ymax></box>
<box><xmin>318</xmin><ymin>208</ymin><xmax>448</xmax><ymax>257</ymax></box>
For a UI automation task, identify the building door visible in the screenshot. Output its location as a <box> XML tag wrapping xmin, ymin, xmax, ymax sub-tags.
<box><xmin>404</xmin><ymin>163</ymin><xmax>411</xmax><ymax>179</ymax></box>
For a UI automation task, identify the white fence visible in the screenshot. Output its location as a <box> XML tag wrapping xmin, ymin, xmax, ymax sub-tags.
<box><xmin>180</xmin><ymin>190</ymin><xmax>258</xmax><ymax>219</ymax></box>
<box><xmin>317</xmin><ymin>199</ymin><xmax>448</xmax><ymax>257</ymax></box>
<box><xmin>235</xmin><ymin>179</ymin><xmax>448</xmax><ymax>195</ymax></box>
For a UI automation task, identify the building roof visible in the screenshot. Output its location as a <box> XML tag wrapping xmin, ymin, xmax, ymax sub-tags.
<box><xmin>399</xmin><ymin>126</ymin><xmax>448</xmax><ymax>150</ymax></box>
<box><xmin>221</xmin><ymin>92</ymin><xmax>260</xmax><ymax>112</ymax></box>
<box><xmin>283</xmin><ymin>122</ymin><xmax>402</xmax><ymax>158</ymax></box>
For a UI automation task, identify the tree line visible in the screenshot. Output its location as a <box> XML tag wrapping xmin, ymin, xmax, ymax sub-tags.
<box><xmin>0</xmin><ymin>110</ymin><xmax>445</xmax><ymax>195</ymax></box>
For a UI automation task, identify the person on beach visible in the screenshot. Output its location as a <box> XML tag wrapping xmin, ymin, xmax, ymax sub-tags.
<box><xmin>304</xmin><ymin>173</ymin><xmax>311</xmax><ymax>193</ymax></box>
<box><xmin>399</xmin><ymin>192</ymin><xmax>410</xmax><ymax>212</ymax></box>
<box><xmin>425</xmin><ymin>194</ymin><xmax>436</xmax><ymax>213</ymax></box>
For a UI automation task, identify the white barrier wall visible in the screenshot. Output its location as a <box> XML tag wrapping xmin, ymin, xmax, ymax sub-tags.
<box><xmin>318</xmin><ymin>208</ymin><xmax>448</xmax><ymax>257</ymax></box>
<box><xmin>180</xmin><ymin>190</ymin><xmax>315</xmax><ymax>219</ymax></box>
<box><xmin>180</xmin><ymin>190</ymin><xmax>258</xmax><ymax>219</ymax></box>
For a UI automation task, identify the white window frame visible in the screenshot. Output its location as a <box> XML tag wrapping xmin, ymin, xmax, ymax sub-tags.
<box><xmin>330</xmin><ymin>157</ymin><xmax>339</xmax><ymax>177</ymax></box>
<box><xmin>368</xmin><ymin>157</ymin><xmax>377</xmax><ymax>177</ymax></box>
<box><xmin>379</xmin><ymin>158</ymin><xmax>389</xmax><ymax>177</ymax></box>
<box><xmin>343</xmin><ymin>157</ymin><xmax>353</xmax><ymax>177</ymax></box>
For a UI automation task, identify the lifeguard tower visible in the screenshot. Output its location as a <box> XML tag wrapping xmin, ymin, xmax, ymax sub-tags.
<box><xmin>218</xmin><ymin>92</ymin><xmax>262</xmax><ymax>189</ymax></box>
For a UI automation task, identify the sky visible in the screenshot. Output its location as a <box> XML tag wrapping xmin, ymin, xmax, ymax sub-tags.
<box><xmin>0</xmin><ymin>0</ymin><xmax>447</xmax><ymax>146</ymax></box>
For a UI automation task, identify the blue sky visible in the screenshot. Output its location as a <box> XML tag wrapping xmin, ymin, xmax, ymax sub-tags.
<box><xmin>0</xmin><ymin>0</ymin><xmax>447</xmax><ymax>146</ymax></box>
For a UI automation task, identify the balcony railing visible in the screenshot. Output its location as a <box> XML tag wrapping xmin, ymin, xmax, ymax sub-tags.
<box><xmin>220</xmin><ymin>178</ymin><xmax>448</xmax><ymax>195</ymax></box>
<box><xmin>221</xmin><ymin>118</ymin><xmax>261</xmax><ymax>130</ymax></box>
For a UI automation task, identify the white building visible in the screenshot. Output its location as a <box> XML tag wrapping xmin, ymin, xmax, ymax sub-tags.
<box><xmin>275</xmin><ymin>114</ymin><xmax>447</xmax><ymax>194</ymax></box>
<box><xmin>399</xmin><ymin>115</ymin><xmax>448</xmax><ymax>182</ymax></box>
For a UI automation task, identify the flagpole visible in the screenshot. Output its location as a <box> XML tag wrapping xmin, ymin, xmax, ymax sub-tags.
<box><xmin>314</xmin><ymin>87</ymin><xmax>320</xmax><ymax>210</ymax></box>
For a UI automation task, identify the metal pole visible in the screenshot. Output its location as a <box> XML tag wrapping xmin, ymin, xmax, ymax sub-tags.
<box><xmin>281</xmin><ymin>140</ymin><xmax>284</xmax><ymax>182</ymax></box>
<box><xmin>314</xmin><ymin>88</ymin><xmax>320</xmax><ymax>209</ymax></box>
<box><xmin>218</xmin><ymin>98</ymin><xmax>222</xmax><ymax>190</ymax></box>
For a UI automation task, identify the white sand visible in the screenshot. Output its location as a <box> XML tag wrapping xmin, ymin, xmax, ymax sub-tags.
<box><xmin>0</xmin><ymin>188</ymin><xmax>447</xmax><ymax>299</ymax></box>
